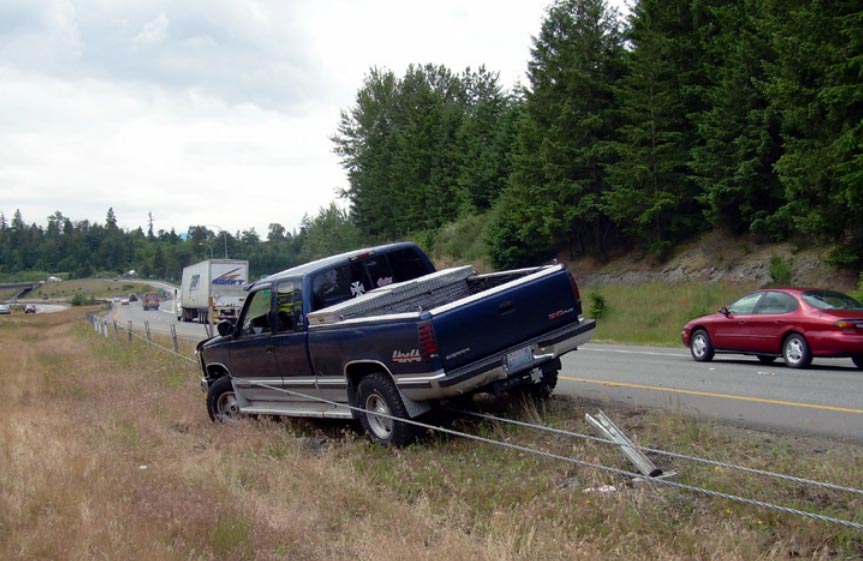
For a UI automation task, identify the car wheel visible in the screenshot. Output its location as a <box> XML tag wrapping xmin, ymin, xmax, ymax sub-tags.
<box><xmin>757</xmin><ymin>355</ymin><xmax>777</xmax><ymax>364</ymax></box>
<box><xmin>357</xmin><ymin>372</ymin><xmax>419</xmax><ymax>447</ymax></box>
<box><xmin>852</xmin><ymin>355</ymin><xmax>863</xmax><ymax>369</ymax></box>
<box><xmin>206</xmin><ymin>376</ymin><xmax>243</xmax><ymax>422</ymax></box>
<box><xmin>690</xmin><ymin>329</ymin><xmax>714</xmax><ymax>362</ymax></box>
<box><xmin>782</xmin><ymin>334</ymin><xmax>812</xmax><ymax>368</ymax></box>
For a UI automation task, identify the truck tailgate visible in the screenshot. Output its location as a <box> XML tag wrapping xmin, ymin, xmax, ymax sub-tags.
<box><xmin>431</xmin><ymin>265</ymin><xmax>581</xmax><ymax>371</ymax></box>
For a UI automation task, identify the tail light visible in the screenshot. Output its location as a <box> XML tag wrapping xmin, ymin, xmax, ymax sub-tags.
<box><xmin>566</xmin><ymin>271</ymin><xmax>582</xmax><ymax>308</ymax></box>
<box><xmin>418</xmin><ymin>321</ymin><xmax>439</xmax><ymax>360</ymax></box>
<box><xmin>834</xmin><ymin>319</ymin><xmax>863</xmax><ymax>330</ymax></box>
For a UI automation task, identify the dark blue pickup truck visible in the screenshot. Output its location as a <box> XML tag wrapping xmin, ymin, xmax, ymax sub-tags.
<box><xmin>197</xmin><ymin>242</ymin><xmax>595</xmax><ymax>445</ymax></box>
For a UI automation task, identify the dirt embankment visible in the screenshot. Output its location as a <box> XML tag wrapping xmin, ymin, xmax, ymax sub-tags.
<box><xmin>564</xmin><ymin>231</ymin><xmax>859</xmax><ymax>289</ymax></box>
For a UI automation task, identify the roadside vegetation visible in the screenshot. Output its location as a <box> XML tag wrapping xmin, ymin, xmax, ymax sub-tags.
<box><xmin>2</xmin><ymin>308</ymin><xmax>860</xmax><ymax>560</ymax></box>
<box><xmin>30</xmin><ymin>279</ymin><xmax>155</xmax><ymax>302</ymax></box>
<box><xmin>583</xmin><ymin>282</ymin><xmax>757</xmax><ymax>346</ymax></box>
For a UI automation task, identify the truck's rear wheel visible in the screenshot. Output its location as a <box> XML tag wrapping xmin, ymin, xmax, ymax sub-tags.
<box><xmin>529</xmin><ymin>369</ymin><xmax>558</xmax><ymax>399</ymax></box>
<box><xmin>356</xmin><ymin>372</ymin><xmax>419</xmax><ymax>447</ymax></box>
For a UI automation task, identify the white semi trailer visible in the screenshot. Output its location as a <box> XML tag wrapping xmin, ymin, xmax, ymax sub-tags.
<box><xmin>177</xmin><ymin>259</ymin><xmax>249</xmax><ymax>323</ymax></box>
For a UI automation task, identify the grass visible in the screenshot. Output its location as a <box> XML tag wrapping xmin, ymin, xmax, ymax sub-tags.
<box><xmin>2</xmin><ymin>308</ymin><xmax>861</xmax><ymax>560</ymax></box>
<box><xmin>30</xmin><ymin>279</ymin><xmax>155</xmax><ymax>301</ymax></box>
<box><xmin>582</xmin><ymin>281</ymin><xmax>759</xmax><ymax>346</ymax></box>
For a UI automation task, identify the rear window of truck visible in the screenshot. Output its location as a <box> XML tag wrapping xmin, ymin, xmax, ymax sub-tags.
<box><xmin>310</xmin><ymin>247</ymin><xmax>432</xmax><ymax>311</ymax></box>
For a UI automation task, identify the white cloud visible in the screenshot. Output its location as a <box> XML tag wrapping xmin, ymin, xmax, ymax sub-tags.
<box><xmin>133</xmin><ymin>12</ymin><xmax>169</xmax><ymax>46</ymax></box>
<box><xmin>1</xmin><ymin>0</ymin><xmax>632</xmax><ymax>238</ymax></box>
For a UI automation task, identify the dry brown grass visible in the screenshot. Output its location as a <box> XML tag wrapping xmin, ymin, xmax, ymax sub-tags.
<box><xmin>1</xmin><ymin>309</ymin><xmax>861</xmax><ymax>560</ymax></box>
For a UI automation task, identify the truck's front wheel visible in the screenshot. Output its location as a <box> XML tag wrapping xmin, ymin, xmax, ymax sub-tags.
<box><xmin>357</xmin><ymin>373</ymin><xmax>419</xmax><ymax>447</ymax></box>
<box><xmin>207</xmin><ymin>376</ymin><xmax>243</xmax><ymax>422</ymax></box>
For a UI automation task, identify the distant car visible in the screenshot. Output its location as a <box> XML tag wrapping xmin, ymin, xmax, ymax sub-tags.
<box><xmin>142</xmin><ymin>292</ymin><xmax>160</xmax><ymax>311</ymax></box>
<box><xmin>24</xmin><ymin>304</ymin><xmax>36</xmax><ymax>314</ymax></box>
<box><xmin>128</xmin><ymin>293</ymin><xmax>138</xmax><ymax>302</ymax></box>
<box><xmin>121</xmin><ymin>298</ymin><xmax>130</xmax><ymax>306</ymax></box>
<box><xmin>681</xmin><ymin>288</ymin><xmax>863</xmax><ymax>369</ymax></box>
<box><xmin>0</xmin><ymin>303</ymin><xmax>10</xmax><ymax>315</ymax></box>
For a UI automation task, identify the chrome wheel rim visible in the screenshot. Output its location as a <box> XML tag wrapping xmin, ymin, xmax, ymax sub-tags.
<box><xmin>785</xmin><ymin>338</ymin><xmax>804</xmax><ymax>364</ymax></box>
<box><xmin>365</xmin><ymin>393</ymin><xmax>393</xmax><ymax>439</ymax></box>
<box><xmin>692</xmin><ymin>334</ymin><xmax>707</xmax><ymax>358</ymax></box>
<box><xmin>217</xmin><ymin>391</ymin><xmax>241</xmax><ymax>420</ymax></box>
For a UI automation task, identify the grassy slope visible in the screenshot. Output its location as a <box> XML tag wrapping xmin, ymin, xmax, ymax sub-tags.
<box><xmin>582</xmin><ymin>281</ymin><xmax>758</xmax><ymax>346</ymax></box>
<box><xmin>1</xmin><ymin>310</ymin><xmax>861</xmax><ymax>560</ymax></box>
<box><xmin>29</xmin><ymin>279</ymin><xmax>156</xmax><ymax>300</ymax></box>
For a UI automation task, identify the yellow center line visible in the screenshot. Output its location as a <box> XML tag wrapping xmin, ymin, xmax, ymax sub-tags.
<box><xmin>560</xmin><ymin>375</ymin><xmax>863</xmax><ymax>415</ymax></box>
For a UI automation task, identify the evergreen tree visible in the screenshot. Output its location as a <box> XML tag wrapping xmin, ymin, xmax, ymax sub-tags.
<box><xmin>764</xmin><ymin>0</ymin><xmax>863</xmax><ymax>265</ymax></box>
<box><xmin>689</xmin><ymin>0</ymin><xmax>785</xmax><ymax>237</ymax></box>
<box><xmin>602</xmin><ymin>0</ymin><xmax>707</xmax><ymax>253</ymax></box>
<box><xmin>489</xmin><ymin>0</ymin><xmax>625</xmax><ymax>266</ymax></box>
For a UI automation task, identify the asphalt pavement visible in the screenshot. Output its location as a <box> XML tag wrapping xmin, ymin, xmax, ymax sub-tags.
<box><xmin>559</xmin><ymin>344</ymin><xmax>863</xmax><ymax>442</ymax></box>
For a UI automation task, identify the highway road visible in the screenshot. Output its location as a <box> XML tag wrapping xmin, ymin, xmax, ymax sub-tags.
<box><xmin>105</xmin><ymin>293</ymin><xmax>211</xmax><ymax>340</ymax></box>
<box><xmin>106</xmin><ymin>296</ymin><xmax>862</xmax><ymax>442</ymax></box>
<box><xmin>560</xmin><ymin>344</ymin><xmax>863</xmax><ymax>442</ymax></box>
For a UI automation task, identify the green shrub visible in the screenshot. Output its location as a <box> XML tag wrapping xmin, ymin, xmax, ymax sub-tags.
<box><xmin>587</xmin><ymin>292</ymin><xmax>606</xmax><ymax>319</ymax></box>
<box><xmin>768</xmin><ymin>255</ymin><xmax>793</xmax><ymax>286</ymax></box>
<box><xmin>853</xmin><ymin>272</ymin><xmax>863</xmax><ymax>303</ymax></box>
<box><xmin>70</xmin><ymin>293</ymin><xmax>97</xmax><ymax>306</ymax></box>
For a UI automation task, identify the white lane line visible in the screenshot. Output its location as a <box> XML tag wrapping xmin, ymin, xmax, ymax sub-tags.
<box><xmin>581</xmin><ymin>346</ymin><xmax>688</xmax><ymax>358</ymax></box>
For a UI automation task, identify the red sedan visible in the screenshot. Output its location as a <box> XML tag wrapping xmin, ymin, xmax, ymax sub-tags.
<box><xmin>681</xmin><ymin>288</ymin><xmax>863</xmax><ymax>369</ymax></box>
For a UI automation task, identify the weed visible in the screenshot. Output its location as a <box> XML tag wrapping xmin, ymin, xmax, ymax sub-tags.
<box><xmin>768</xmin><ymin>255</ymin><xmax>793</xmax><ymax>286</ymax></box>
<box><xmin>587</xmin><ymin>291</ymin><xmax>606</xmax><ymax>319</ymax></box>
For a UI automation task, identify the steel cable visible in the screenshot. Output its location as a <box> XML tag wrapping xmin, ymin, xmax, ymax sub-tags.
<box><xmin>89</xmin><ymin>316</ymin><xmax>863</xmax><ymax>531</ymax></box>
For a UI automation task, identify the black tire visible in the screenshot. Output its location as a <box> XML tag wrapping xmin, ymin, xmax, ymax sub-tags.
<box><xmin>782</xmin><ymin>333</ymin><xmax>812</xmax><ymax>368</ymax></box>
<box><xmin>757</xmin><ymin>355</ymin><xmax>777</xmax><ymax>364</ymax></box>
<box><xmin>690</xmin><ymin>329</ymin><xmax>715</xmax><ymax>362</ymax></box>
<box><xmin>356</xmin><ymin>372</ymin><xmax>419</xmax><ymax>447</ymax></box>
<box><xmin>528</xmin><ymin>369</ymin><xmax>558</xmax><ymax>400</ymax></box>
<box><xmin>852</xmin><ymin>355</ymin><xmax>863</xmax><ymax>370</ymax></box>
<box><xmin>206</xmin><ymin>376</ymin><xmax>243</xmax><ymax>422</ymax></box>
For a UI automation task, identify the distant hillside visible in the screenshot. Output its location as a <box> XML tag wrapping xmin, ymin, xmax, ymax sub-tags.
<box><xmin>565</xmin><ymin>231</ymin><xmax>858</xmax><ymax>290</ymax></box>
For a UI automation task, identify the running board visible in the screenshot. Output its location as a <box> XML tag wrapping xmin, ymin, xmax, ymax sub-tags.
<box><xmin>241</xmin><ymin>401</ymin><xmax>353</xmax><ymax>419</ymax></box>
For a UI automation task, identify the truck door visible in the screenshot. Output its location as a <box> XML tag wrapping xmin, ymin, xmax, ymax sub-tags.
<box><xmin>272</xmin><ymin>281</ymin><xmax>317</xmax><ymax>402</ymax></box>
<box><xmin>227</xmin><ymin>287</ymin><xmax>286</xmax><ymax>402</ymax></box>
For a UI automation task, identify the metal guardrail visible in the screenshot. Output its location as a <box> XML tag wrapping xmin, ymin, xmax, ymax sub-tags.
<box><xmin>86</xmin><ymin>313</ymin><xmax>863</xmax><ymax>532</ymax></box>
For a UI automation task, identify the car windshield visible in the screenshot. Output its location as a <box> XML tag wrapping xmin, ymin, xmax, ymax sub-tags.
<box><xmin>801</xmin><ymin>290</ymin><xmax>863</xmax><ymax>311</ymax></box>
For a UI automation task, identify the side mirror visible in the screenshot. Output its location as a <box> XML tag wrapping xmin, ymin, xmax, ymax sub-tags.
<box><xmin>217</xmin><ymin>320</ymin><xmax>235</xmax><ymax>337</ymax></box>
<box><xmin>719</xmin><ymin>306</ymin><xmax>729</xmax><ymax>316</ymax></box>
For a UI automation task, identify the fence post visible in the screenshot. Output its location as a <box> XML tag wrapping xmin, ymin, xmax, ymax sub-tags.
<box><xmin>102</xmin><ymin>320</ymin><xmax>108</xmax><ymax>337</ymax></box>
<box><xmin>113</xmin><ymin>321</ymin><xmax>118</xmax><ymax>339</ymax></box>
<box><xmin>170</xmin><ymin>324</ymin><xmax>179</xmax><ymax>354</ymax></box>
<box><xmin>145</xmin><ymin>321</ymin><xmax>152</xmax><ymax>348</ymax></box>
<box><xmin>128</xmin><ymin>321</ymin><xmax>133</xmax><ymax>343</ymax></box>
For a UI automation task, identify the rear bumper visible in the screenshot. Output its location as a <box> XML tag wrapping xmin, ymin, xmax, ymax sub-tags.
<box><xmin>397</xmin><ymin>318</ymin><xmax>596</xmax><ymax>400</ymax></box>
<box><xmin>808</xmin><ymin>331</ymin><xmax>863</xmax><ymax>357</ymax></box>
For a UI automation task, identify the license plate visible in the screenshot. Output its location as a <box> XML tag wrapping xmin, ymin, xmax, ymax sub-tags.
<box><xmin>505</xmin><ymin>346</ymin><xmax>533</xmax><ymax>372</ymax></box>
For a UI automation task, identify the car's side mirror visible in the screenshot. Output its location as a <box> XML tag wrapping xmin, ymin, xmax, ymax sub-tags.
<box><xmin>719</xmin><ymin>306</ymin><xmax>729</xmax><ymax>316</ymax></box>
<box><xmin>217</xmin><ymin>320</ymin><xmax>235</xmax><ymax>337</ymax></box>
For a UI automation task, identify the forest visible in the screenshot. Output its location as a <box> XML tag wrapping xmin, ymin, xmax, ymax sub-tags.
<box><xmin>1</xmin><ymin>0</ymin><xmax>861</xmax><ymax>280</ymax></box>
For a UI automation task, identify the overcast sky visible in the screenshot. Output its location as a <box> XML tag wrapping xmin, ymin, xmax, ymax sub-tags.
<box><xmin>1</xmin><ymin>0</ymin><xmax>624</xmax><ymax>238</ymax></box>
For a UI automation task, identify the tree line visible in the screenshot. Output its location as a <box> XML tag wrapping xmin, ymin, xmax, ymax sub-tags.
<box><xmin>333</xmin><ymin>0</ymin><xmax>863</xmax><ymax>270</ymax></box>
<box><xmin>2</xmin><ymin>0</ymin><xmax>860</xmax><ymax>280</ymax></box>
<box><xmin>0</xmin><ymin>205</ymin><xmax>360</xmax><ymax>282</ymax></box>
